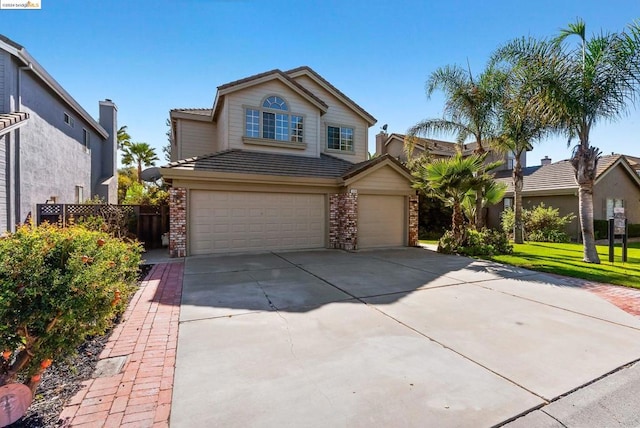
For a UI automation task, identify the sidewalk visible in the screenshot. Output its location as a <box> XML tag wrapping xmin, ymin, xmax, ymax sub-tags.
<box><xmin>59</xmin><ymin>262</ymin><xmax>183</xmax><ymax>428</ymax></box>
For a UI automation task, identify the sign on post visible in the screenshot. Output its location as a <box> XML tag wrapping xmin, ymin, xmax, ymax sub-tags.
<box><xmin>609</xmin><ymin>207</ymin><xmax>628</xmax><ymax>263</ymax></box>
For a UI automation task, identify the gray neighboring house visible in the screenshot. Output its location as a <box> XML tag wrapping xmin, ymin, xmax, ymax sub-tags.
<box><xmin>0</xmin><ymin>34</ymin><xmax>118</xmax><ymax>233</ymax></box>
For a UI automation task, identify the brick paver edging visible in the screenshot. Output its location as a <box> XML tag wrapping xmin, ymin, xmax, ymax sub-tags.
<box><xmin>59</xmin><ymin>262</ymin><xmax>183</xmax><ymax>428</ymax></box>
<box><xmin>548</xmin><ymin>273</ymin><xmax>640</xmax><ymax>318</ymax></box>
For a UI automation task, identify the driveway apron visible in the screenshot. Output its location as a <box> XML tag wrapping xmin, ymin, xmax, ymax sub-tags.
<box><xmin>171</xmin><ymin>248</ymin><xmax>640</xmax><ymax>427</ymax></box>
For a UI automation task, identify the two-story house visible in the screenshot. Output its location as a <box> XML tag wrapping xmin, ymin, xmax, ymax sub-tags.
<box><xmin>0</xmin><ymin>34</ymin><xmax>118</xmax><ymax>233</ymax></box>
<box><xmin>161</xmin><ymin>67</ymin><xmax>417</xmax><ymax>257</ymax></box>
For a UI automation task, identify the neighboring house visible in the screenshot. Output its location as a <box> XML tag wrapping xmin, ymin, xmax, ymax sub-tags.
<box><xmin>0</xmin><ymin>34</ymin><xmax>118</xmax><ymax>233</ymax></box>
<box><xmin>375</xmin><ymin>131</ymin><xmax>526</xmax><ymax>172</ymax></box>
<box><xmin>487</xmin><ymin>154</ymin><xmax>640</xmax><ymax>239</ymax></box>
<box><xmin>161</xmin><ymin>67</ymin><xmax>417</xmax><ymax>257</ymax></box>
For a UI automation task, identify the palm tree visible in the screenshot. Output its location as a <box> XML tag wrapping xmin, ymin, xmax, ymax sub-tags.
<box><xmin>495</xmin><ymin>19</ymin><xmax>640</xmax><ymax>262</ymax></box>
<box><xmin>407</xmin><ymin>64</ymin><xmax>503</xmax><ymax>229</ymax></box>
<box><xmin>121</xmin><ymin>142</ymin><xmax>159</xmax><ymax>183</ymax></box>
<box><xmin>117</xmin><ymin>125</ymin><xmax>132</xmax><ymax>150</ymax></box>
<box><xmin>461</xmin><ymin>180</ymin><xmax>507</xmax><ymax>227</ymax></box>
<box><xmin>488</xmin><ymin>63</ymin><xmax>560</xmax><ymax>244</ymax></box>
<box><xmin>413</xmin><ymin>152</ymin><xmax>501</xmax><ymax>244</ymax></box>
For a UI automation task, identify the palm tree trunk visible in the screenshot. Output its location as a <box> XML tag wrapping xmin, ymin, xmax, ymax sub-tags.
<box><xmin>572</xmin><ymin>145</ymin><xmax>601</xmax><ymax>263</ymax></box>
<box><xmin>452</xmin><ymin>201</ymin><xmax>465</xmax><ymax>244</ymax></box>
<box><xmin>137</xmin><ymin>161</ymin><xmax>142</xmax><ymax>184</ymax></box>
<box><xmin>513</xmin><ymin>159</ymin><xmax>524</xmax><ymax>244</ymax></box>
<box><xmin>474</xmin><ymin>191</ymin><xmax>484</xmax><ymax>230</ymax></box>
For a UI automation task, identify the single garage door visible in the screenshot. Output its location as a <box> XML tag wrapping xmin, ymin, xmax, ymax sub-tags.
<box><xmin>358</xmin><ymin>195</ymin><xmax>405</xmax><ymax>248</ymax></box>
<box><xmin>190</xmin><ymin>190</ymin><xmax>325</xmax><ymax>255</ymax></box>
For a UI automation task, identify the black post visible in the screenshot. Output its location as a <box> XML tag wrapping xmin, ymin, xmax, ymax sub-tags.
<box><xmin>623</xmin><ymin>219</ymin><xmax>628</xmax><ymax>263</ymax></box>
<box><xmin>608</xmin><ymin>218</ymin><xmax>615</xmax><ymax>263</ymax></box>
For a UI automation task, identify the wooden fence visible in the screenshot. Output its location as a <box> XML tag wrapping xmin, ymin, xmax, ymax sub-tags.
<box><xmin>35</xmin><ymin>204</ymin><xmax>169</xmax><ymax>249</ymax></box>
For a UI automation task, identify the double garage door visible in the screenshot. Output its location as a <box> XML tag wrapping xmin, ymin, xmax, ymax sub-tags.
<box><xmin>190</xmin><ymin>191</ymin><xmax>325</xmax><ymax>255</ymax></box>
<box><xmin>189</xmin><ymin>190</ymin><xmax>407</xmax><ymax>255</ymax></box>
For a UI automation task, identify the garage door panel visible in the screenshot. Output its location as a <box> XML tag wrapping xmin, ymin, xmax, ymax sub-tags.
<box><xmin>190</xmin><ymin>190</ymin><xmax>326</xmax><ymax>255</ymax></box>
<box><xmin>358</xmin><ymin>195</ymin><xmax>405</xmax><ymax>249</ymax></box>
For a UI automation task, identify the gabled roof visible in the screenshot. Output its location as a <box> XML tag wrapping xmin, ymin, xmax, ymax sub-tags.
<box><xmin>383</xmin><ymin>133</ymin><xmax>475</xmax><ymax>156</ymax></box>
<box><xmin>163</xmin><ymin>149</ymin><xmax>356</xmax><ymax>178</ymax></box>
<box><xmin>212</xmin><ymin>68</ymin><xmax>329</xmax><ymax>120</ymax></box>
<box><xmin>0</xmin><ymin>34</ymin><xmax>108</xmax><ymax>139</ymax></box>
<box><xmin>0</xmin><ymin>111</ymin><xmax>30</xmax><ymax>136</ymax></box>
<box><xmin>161</xmin><ymin>150</ymin><xmax>409</xmax><ymax>185</ymax></box>
<box><xmin>495</xmin><ymin>154</ymin><xmax>640</xmax><ymax>195</ymax></box>
<box><xmin>285</xmin><ymin>66</ymin><xmax>377</xmax><ymax>126</ymax></box>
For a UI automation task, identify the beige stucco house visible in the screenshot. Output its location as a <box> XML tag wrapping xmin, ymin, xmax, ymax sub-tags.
<box><xmin>161</xmin><ymin>67</ymin><xmax>417</xmax><ymax>256</ymax></box>
<box><xmin>486</xmin><ymin>154</ymin><xmax>640</xmax><ymax>239</ymax></box>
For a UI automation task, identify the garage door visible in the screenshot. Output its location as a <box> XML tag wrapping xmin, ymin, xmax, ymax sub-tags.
<box><xmin>358</xmin><ymin>195</ymin><xmax>405</xmax><ymax>248</ymax></box>
<box><xmin>190</xmin><ymin>191</ymin><xmax>325</xmax><ymax>255</ymax></box>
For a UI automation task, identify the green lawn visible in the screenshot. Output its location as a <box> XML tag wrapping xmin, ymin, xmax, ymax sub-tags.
<box><xmin>490</xmin><ymin>242</ymin><xmax>640</xmax><ymax>288</ymax></box>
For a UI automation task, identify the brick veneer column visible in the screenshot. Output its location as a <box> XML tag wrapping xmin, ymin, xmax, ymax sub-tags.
<box><xmin>341</xmin><ymin>191</ymin><xmax>358</xmax><ymax>250</ymax></box>
<box><xmin>408</xmin><ymin>195</ymin><xmax>419</xmax><ymax>246</ymax></box>
<box><xmin>328</xmin><ymin>191</ymin><xmax>358</xmax><ymax>250</ymax></box>
<box><xmin>169</xmin><ymin>187</ymin><xmax>187</xmax><ymax>257</ymax></box>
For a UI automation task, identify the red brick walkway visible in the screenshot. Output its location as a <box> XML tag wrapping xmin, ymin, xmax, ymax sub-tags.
<box><xmin>549</xmin><ymin>273</ymin><xmax>640</xmax><ymax>318</ymax></box>
<box><xmin>59</xmin><ymin>262</ymin><xmax>183</xmax><ymax>428</ymax></box>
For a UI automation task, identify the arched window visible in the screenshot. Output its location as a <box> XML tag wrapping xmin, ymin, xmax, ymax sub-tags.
<box><xmin>262</xmin><ymin>96</ymin><xmax>288</xmax><ymax>111</ymax></box>
<box><xmin>245</xmin><ymin>95</ymin><xmax>303</xmax><ymax>143</ymax></box>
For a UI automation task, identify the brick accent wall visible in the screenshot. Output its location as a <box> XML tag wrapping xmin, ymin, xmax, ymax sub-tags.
<box><xmin>169</xmin><ymin>187</ymin><xmax>187</xmax><ymax>257</ymax></box>
<box><xmin>408</xmin><ymin>195</ymin><xmax>419</xmax><ymax>246</ymax></box>
<box><xmin>329</xmin><ymin>191</ymin><xmax>358</xmax><ymax>250</ymax></box>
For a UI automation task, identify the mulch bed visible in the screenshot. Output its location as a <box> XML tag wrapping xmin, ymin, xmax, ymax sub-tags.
<box><xmin>8</xmin><ymin>264</ymin><xmax>153</xmax><ymax>428</ymax></box>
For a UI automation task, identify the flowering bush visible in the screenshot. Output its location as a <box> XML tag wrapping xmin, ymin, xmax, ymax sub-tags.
<box><xmin>0</xmin><ymin>222</ymin><xmax>142</xmax><ymax>392</ymax></box>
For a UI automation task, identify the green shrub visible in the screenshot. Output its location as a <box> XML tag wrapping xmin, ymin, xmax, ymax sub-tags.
<box><xmin>0</xmin><ymin>222</ymin><xmax>142</xmax><ymax>389</ymax></box>
<box><xmin>593</xmin><ymin>219</ymin><xmax>609</xmax><ymax>240</ymax></box>
<box><xmin>628</xmin><ymin>223</ymin><xmax>640</xmax><ymax>238</ymax></box>
<box><xmin>501</xmin><ymin>203</ymin><xmax>574</xmax><ymax>242</ymax></box>
<box><xmin>438</xmin><ymin>228</ymin><xmax>512</xmax><ymax>256</ymax></box>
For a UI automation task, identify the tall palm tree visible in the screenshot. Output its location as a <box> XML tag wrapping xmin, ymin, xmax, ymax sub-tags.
<box><xmin>488</xmin><ymin>62</ymin><xmax>560</xmax><ymax>244</ymax></box>
<box><xmin>121</xmin><ymin>142</ymin><xmax>159</xmax><ymax>183</ymax></box>
<box><xmin>407</xmin><ymin>64</ymin><xmax>503</xmax><ymax>229</ymax></box>
<box><xmin>413</xmin><ymin>152</ymin><xmax>501</xmax><ymax>244</ymax></box>
<box><xmin>496</xmin><ymin>19</ymin><xmax>640</xmax><ymax>262</ymax></box>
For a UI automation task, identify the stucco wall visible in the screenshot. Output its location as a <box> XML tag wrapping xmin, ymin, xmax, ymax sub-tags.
<box><xmin>16</xmin><ymin>64</ymin><xmax>103</xmax><ymax>219</ymax></box>
<box><xmin>594</xmin><ymin>166</ymin><xmax>640</xmax><ymax>224</ymax></box>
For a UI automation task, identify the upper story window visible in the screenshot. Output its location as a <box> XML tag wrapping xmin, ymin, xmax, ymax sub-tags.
<box><xmin>327</xmin><ymin>126</ymin><xmax>353</xmax><ymax>152</ymax></box>
<box><xmin>503</xmin><ymin>197</ymin><xmax>513</xmax><ymax>211</ymax></box>
<box><xmin>244</xmin><ymin>95</ymin><xmax>304</xmax><ymax>144</ymax></box>
<box><xmin>506</xmin><ymin>151</ymin><xmax>515</xmax><ymax>169</ymax></box>
<box><xmin>64</xmin><ymin>112</ymin><xmax>75</xmax><ymax>128</ymax></box>
<box><xmin>82</xmin><ymin>129</ymin><xmax>90</xmax><ymax>152</ymax></box>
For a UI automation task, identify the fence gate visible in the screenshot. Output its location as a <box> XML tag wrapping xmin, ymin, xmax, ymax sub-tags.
<box><xmin>35</xmin><ymin>204</ymin><xmax>169</xmax><ymax>250</ymax></box>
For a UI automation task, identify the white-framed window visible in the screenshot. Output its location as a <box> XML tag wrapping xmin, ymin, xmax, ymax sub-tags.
<box><xmin>82</xmin><ymin>128</ymin><xmax>90</xmax><ymax>152</ymax></box>
<box><xmin>606</xmin><ymin>198</ymin><xmax>624</xmax><ymax>219</ymax></box>
<box><xmin>244</xmin><ymin>95</ymin><xmax>304</xmax><ymax>143</ymax></box>
<box><xmin>64</xmin><ymin>112</ymin><xmax>74</xmax><ymax>128</ymax></box>
<box><xmin>506</xmin><ymin>151</ymin><xmax>515</xmax><ymax>169</ymax></box>
<box><xmin>327</xmin><ymin>126</ymin><xmax>354</xmax><ymax>152</ymax></box>
<box><xmin>75</xmin><ymin>186</ymin><xmax>83</xmax><ymax>204</ymax></box>
<box><xmin>503</xmin><ymin>197</ymin><xmax>513</xmax><ymax>210</ymax></box>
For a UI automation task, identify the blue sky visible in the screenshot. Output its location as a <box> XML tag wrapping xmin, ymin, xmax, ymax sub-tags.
<box><xmin>2</xmin><ymin>0</ymin><xmax>639</xmax><ymax>166</ymax></box>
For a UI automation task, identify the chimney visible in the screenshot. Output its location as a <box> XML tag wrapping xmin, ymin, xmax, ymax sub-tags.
<box><xmin>375</xmin><ymin>131</ymin><xmax>387</xmax><ymax>156</ymax></box>
<box><xmin>541</xmin><ymin>156</ymin><xmax>551</xmax><ymax>166</ymax></box>
<box><xmin>99</xmin><ymin>99</ymin><xmax>118</xmax><ymax>203</ymax></box>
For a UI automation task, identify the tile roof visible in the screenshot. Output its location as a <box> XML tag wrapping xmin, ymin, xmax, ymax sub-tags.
<box><xmin>387</xmin><ymin>133</ymin><xmax>475</xmax><ymax>155</ymax></box>
<box><xmin>164</xmin><ymin>149</ymin><xmax>358</xmax><ymax>178</ymax></box>
<box><xmin>0</xmin><ymin>111</ymin><xmax>29</xmax><ymax>133</ymax></box>
<box><xmin>495</xmin><ymin>154</ymin><xmax>633</xmax><ymax>194</ymax></box>
<box><xmin>170</xmin><ymin>108</ymin><xmax>212</xmax><ymax>116</ymax></box>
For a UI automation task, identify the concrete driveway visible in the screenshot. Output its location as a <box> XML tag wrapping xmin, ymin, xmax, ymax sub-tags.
<box><xmin>171</xmin><ymin>248</ymin><xmax>640</xmax><ymax>427</ymax></box>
